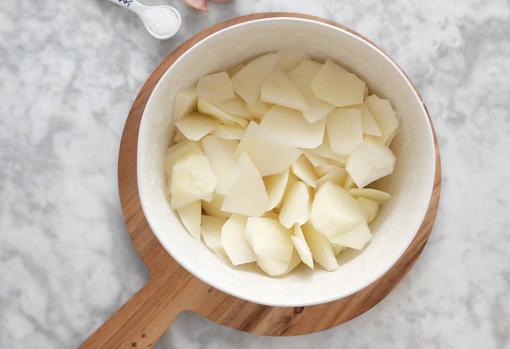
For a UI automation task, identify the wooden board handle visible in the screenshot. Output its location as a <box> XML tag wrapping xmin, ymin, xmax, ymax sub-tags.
<box><xmin>79</xmin><ymin>271</ymin><xmax>199</xmax><ymax>349</ymax></box>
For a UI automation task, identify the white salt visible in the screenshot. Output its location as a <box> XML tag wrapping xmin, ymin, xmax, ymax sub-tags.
<box><xmin>142</xmin><ymin>7</ymin><xmax>180</xmax><ymax>38</ymax></box>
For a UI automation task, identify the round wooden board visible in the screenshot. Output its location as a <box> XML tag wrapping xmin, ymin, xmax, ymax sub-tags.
<box><xmin>79</xmin><ymin>13</ymin><xmax>441</xmax><ymax>349</ymax></box>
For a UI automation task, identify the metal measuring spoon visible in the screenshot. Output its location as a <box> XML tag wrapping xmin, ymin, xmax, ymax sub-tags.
<box><xmin>107</xmin><ymin>0</ymin><xmax>182</xmax><ymax>40</ymax></box>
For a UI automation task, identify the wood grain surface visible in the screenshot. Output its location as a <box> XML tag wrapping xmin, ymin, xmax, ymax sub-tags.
<box><xmin>79</xmin><ymin>13</ymin><xmax>441</xmax><ymax>349</ymax></box>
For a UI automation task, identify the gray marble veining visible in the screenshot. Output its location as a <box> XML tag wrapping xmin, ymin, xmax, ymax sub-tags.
<box><xmin>1</xmin><ymin>0</ymin><xmax>509</xmax><ymax>348</ymax></box>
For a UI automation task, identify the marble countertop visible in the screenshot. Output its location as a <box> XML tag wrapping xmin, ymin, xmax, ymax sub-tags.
<box><xmin>1</xmin><ymin>0</ymin><xmax>509</xmax><ymax>348</ymax></box>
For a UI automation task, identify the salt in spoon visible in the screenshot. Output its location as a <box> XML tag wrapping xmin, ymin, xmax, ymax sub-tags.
<box><xmin>106</xmin><ymin>0</ymin><xmax>182</xmax><ymax>40</ymax></box>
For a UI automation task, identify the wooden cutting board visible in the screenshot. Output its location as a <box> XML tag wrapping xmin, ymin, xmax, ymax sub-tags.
<box><xmin>79</xmin><ymin>13</ymin><xmax>441</xmax><ymax>349</ymax></box>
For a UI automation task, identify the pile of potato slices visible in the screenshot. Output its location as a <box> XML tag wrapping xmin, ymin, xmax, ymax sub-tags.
<box><xmin>165</xmin><ymin>51</ymin><xmax>399</xmax><ymax>276</ymax></box>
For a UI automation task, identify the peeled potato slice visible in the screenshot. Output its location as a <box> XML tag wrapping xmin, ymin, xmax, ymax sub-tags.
<box><xmin>288</xmin><ymin>59</ymin><xmax>335</xmax><ymax>123</ymax></box>
<box><xmin>279</xmin><ymin>181</ymin><xmax>310</xmax><ymax>229</ymax></box>
<box><xmin>276</xmin><ymin>50</ymin><xmax>310</xmax><ymax>72</ymax></box>
<box><xmin>291</xmin><ymin>155</ymin><xmax>318</xmax><ymax>188</ymax></box>
<box><xmin>165</xmin><ymin>141</ymin><xmax>202</xmax><ymax>174</ymax></box>
<box><xmin>364</xmin><ymin>95</ymin><xmax>399</xmax><ymax>145</ymax></box>
<box><xmin>201</xmin><ymin>135</ymin><xmax>237</xmax><ymax>195</ymax></box>
<box><xmin>261</xmin><ymin>68</ymin><xmax>310</xmax><ymax>111</ymax></box>
<box><xmin>260</xmin><ymin>105</ymin><xmax>326</xmax><ymax>149</ymax></box>
<box><xmin>331</xmin><ymin>243</ymin><xmax>345</xmax><ymax>256</ymax></box>
<box><xmin>343</xmin><ymin>174</ymin><xmax>355</xmax><ymax>189</ymax></box>
<box><xmin>212</xmin><ymin>96</ymin><xmax>252</xmax><ymax>118</ymax></box>
<box><xmin>232</xmin><ymin>53</ymin><xmax>278</xmax><ymax>105</ymax></box>
<box><xmin>247</xmin><ymin>217</ymin><xmax>294</xmax><ymax>276</ymax></box>
<box><xmin>310</xmin><ymin>181</ymin><xmax>365</xmax><ymax>237</ymax></box>
<box><xmin>357</xmin><ymin>197</ymin><xmax>379</xmax><ymax>223</ymax></box>
<box><xmin>236</xmin><ymin>122</ymin><xmax>302</xmax><ymax>176</ymax></box>
<box><xmin>173</xmin><ymin>130</ymin><xmax>186</xmax><ymax>142</ymax></box>
<box><xmin>303</xmin><ymin>151</ymin><xmax>330</xmax><ymax>167</ymax></box>
<box><xmin>176</xmin><ymin>201</ymin><xmax>201</xmax><ymax>239</ymax></box>
<box><xmin>202</xmin><ymin>194</ymin><xmax>230</xmax><ymax>218</ymax></box>
<box><xmin>201</xmin><ymin>215</ymin><xmax>227</xmax><ymax>256</ymax></box>
<box><xmin>311</xmin><ymin>59</ymin><xmax>365</xmax><ymax>107</ymax></box>
<box><xmin>328</xmin><ymin>221</ymin><xmax>372</xmax><ymax>250</ymax></box>
<box><xmin>302</xmin><ymin>223</ymin><xmax>338</xmax><ymax>271</ymax></box>
<box><xmin>170</xmin><ymin>154</ymin><xmax>217</xmax><ymax>209</ymax></box>
<box><xmin>211</xmin><ymin>125</ymin><xmax>244</xmax><ymax>141</ymax></box>
<box><xmin>346</xmin><ymin>138</ymin><xmax>396</xmax><ymax>188</ymax></box>
<box><xmin>245</xmin><ymin>99</ymin><xmax>271</xmax><ymax>119</ymax></box>
<box><xmin>316</xmin><ymin>164</ymin><xmax>347</xmax><ymax>187</ymax></box>
<box><xmin>306</xmin><ymin>143</ymin><xmax>346</xmax><ymax>165</ymax></box>
<box><xmin>291</xmin><ymin>225</ymin><xmax>314</xmax><ymax>268</ymax></box>
<box><xmin>197</xmin><ymin>98</ymin><xmax>248</xmax><ymax>128</ymax></box>
<box><xmin>196</xmin><ymin>71</ymin><xmax>235</xmax><ymax>102</ymax></box>
<box><xmin>257</xmin><ymin>258</ymin><xmax>290</xmax><ymax>277</ymax></box>
<box><xmin>326</xmin><ymin>108</ymin><xmax>363</xmax><ymax>156</ymax></box>
<box><xmin>221</xmin><ymin>152</ymin><xmax>268</xmax><ymax>217</ymax></box>
<box><xmin>173</xmin><ymin>85</ymin><xmax>197</xmax><ymax>121</ymax></box>
<box><xmin>264</xmin><ymin>169</ymin><xmax>289</xmax><ymax>210</ymax></box>
<box><xmin>175</xmin><ymin>113</ymin><xmax>220</xmax><ymax>141</ymax></box>
<box><xmin>221</xmin><ymin>215</ymin><xmax>256</xmax><ymax>265</ymax></box>
<box><xmin>349</xmin><ymin>188</ymin><xmax>392</xmax><ymax>202</ymax></box>
<box><xmin>352</xmin><ymin>103</ymin><xmax>382</xmax><ymax>136</ymax></box>
<box><xmin>287</xmin><ymin>250</ymin><xmax>302</xmax><ymax>273</ymax></box>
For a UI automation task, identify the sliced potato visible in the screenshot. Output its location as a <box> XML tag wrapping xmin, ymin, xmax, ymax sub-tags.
<box><xmin>232</xmin><ymin>53</ymin><xmax>278</xmax><ymax>105</ymax></box>
<box><xmin>170</xmin><ymin>154</ymin><xmax>217</xmax><ymax>209</ymax></box>
<box><xmin>306</xmin><ymin>143</ymin><xmax>346</xmax><ymax>164</ymax></box>
<box><xmin>326</xmin><ymin>108</ymin><xmax>363</xmax><ymax>156</ymax></box>
<box><xmin>247</xmin><ymin>217</ymin><xmax>294</xmax><ymax>276</ymax></box>
<box><xmin>201</xmin><ymin>215</ymin><xmax>227</xmax><ymax>256</ymax></box>
<box><xmin>211</xmin><ymin>125</ymin><xmax>244</xmax><ymax>141</ymax></box>
<box><xmin>201</xmin><ymin>135</ymin><xmax>238</xmax><ymax>195</ymax></box>
<box><xmin>264</xmin><ymin>169</ymin><xmax>290</xmax><ymax>210</ymax></box>
<box><xmin>245</xmin><ymin>99</ymin><xmax>271</xmax><ymax>119</ymax></box>
<box><xmin>257</xmin><ymin>258</ymin><xmax>290</xmax><ymax>276</ymax></box>
<box><xmin>345</xmin><ymin>138</ymin><xmax>395</xmax><ymax>188</ymax></box>
<box><xmin>173</xmin><ymin>85</ymin><xmax>197</xmax><ymax>121</ymax></box>
<box><xmin>212</xmin><ymin>96</ymin><xmax>252</xmax><ymax>118</ymax></box>
<box><xmin>291</xmin><ymin>225</ymin><xmax>314</xmax><ymax>269</ymax></box>
<box><xmin>291</xmin><ymin>155</ymin><xmax>318</xmax><ymax>188</ymax></box>
<box><xmin>260</xmin><ymin>105</ymin><xmax>326</xmax><ymax>149</ymax></box>
<box><xmin>302</xmin><ymin>223</ymin><xmax>338</xmax><ymax>271</ymax></box>
<box><xmin>164</xmin><ymin>141</ymin><xmax>201</xmax><ymax>174</ymax></box>
<box><xmin>276</xmin><ymin>50</ymin><xmax>310</xmax><ymax>72</ymax></box>
<box><xmin>279</xmin><ymin>181</ymin><xmax>310</xmax><ymax>229</ymax></box>
<box><xmin>316</xmin><ymin>164</ymin><xmax>347</xmax><ymax>187</ymax></box>
<box><xmin>352</xmin><ymin>103</ymin><xmax>382</xmax><ymax>136</ymax></box>
<box><xmin>331</xmin><ymin>243</ymin><xmax>345</xmax><ymax>256</ymax></box>
<box><xmin>349</xmin><ymin>188</ymin><xmax>392</xmax><ymax>202</ymax></box>
<box><xmin>357</xmin><ymin>197</ymin><xmax>379</xmax><ymax>223</ymax></box>
<box><xmin>287</xmin><ymin>250</ymin><xmax>302</xmax><ymax>273</ymax></box>
<box><xmin>328</xmin><ymin>221</ymin><xmax>372</xmax><ymax>250</ymax></box>
<box><xmin>176</xmin><ymin>201</ymin><xmax>201</xmax><ymax>239</ymax></box>
<box><xmin>221</xmin><ymin>152</ymin><xmax>268</xmax><ymax>217</ymax></box>
<box><xmin>196</xmin><ymin>71</ymin><xmax>235</xmax><ymax>102</ymax></box>
<box><xmin>343</xmin><ymin>174</ymin><xmax>355</xmax><ymax>189</ymax></box>
<box><xmin>288</xmin><ymin>59</ymin><xmax>335</xmax><ymax>123</ymax></box>
<box><xmin>202</xmin><ymin>194</ymin><xmax>230</xmax><ymax>218</ymax></box>
<box><xmin>311</xmin><ymin>59</ymin><xmax>365</xmax><ymax>107</ymax></box>
<box><xmin>175</xmin><ymin>112</ymin><xmax>220</xmax><ymax>141</ymax></box>
<box><xmin>310</xmin><ymin>181</ymin><xmax>365</xmax><ymax>237</ymax></box>
<box><xmin>221</xmin><ymin>215</ymin><xmax>256</xmax><ymax>265</ymax></box>
<box><xmin>236</xmin><ymin>122</ymin><xmax>302</xmax><ymax>176</ymax></box>
<box><xmin>303</xmin><ymin>151</ymin><xmax>330</xmax><ymax>167</ymax></box>
<box><xmin>261</xmin><ymin>68</ymin><xmax>310</xmax><ymax>111</ymax></box>
<box><xmin>197</xmin><ymin>98</ymin><xmax>248</xmax><ymax>128</ymax></box>
<box><xmin>173</xmin><ymin>130</ymin><xmax>186</xmax><ymax>142</ymax></box>
<box><xmin>364</xmin><ymin>95</ymin><xmax>399</xmax><ymax>145</ymax></box>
